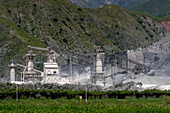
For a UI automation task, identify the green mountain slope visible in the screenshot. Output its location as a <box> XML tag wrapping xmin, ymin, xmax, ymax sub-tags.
<box><xmin>70</xmin><ymin>0</ymin><xmax>149</xmax><ymax>9</ymax></box>
<box><xmin>132</xmin><ymin>0</ymin><xmax>170</xmax><ymax>17</ymax></box>
<box><xmin>0</xmin><ymin>0</ymin><xmax>165</xmax><ymax>80</ymax></box>
<box><xmin>0</xmin><ymin>17</ymin><xmax>46</xmax><ymax>79</ymax></box>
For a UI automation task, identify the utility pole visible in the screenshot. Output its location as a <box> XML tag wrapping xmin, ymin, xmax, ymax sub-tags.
<box><xmin>85</xmin><ymin>73</ymin><xmax>87</xmax><ymax>103</ymax></box>
<box><xmin>16</xmin><ymin>84</ymin><xmax>18</xmax><ymax>101</ymax></box>
<box><xmin>83</xmin><ymin>63</ymin><xmax>87</xmax><ymax>103</ymax></box>
<box><xmin>115</xmin><ymin>54</ymin><xmax>117</xmax><ymax>74</ymax></box>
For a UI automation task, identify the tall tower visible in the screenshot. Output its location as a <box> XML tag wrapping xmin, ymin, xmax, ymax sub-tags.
<box><xmin>26</xmin><ymin>50</ymin><xmax>35</xmax><ymax>74</ymax></box>
<box><xmin>91</xmin><ymin>47</ymin><xmax>105</xmax><ymax>84</ymax></box>
<box><xmin>94</xmin><ymin>52</ymin><xmax>105</xmax><ymax>75</ymax></box>
<box><xmin>9</xmin><ymin>62</ymin><xmax>16</xmax><ymax>83</ymax></box>
<box><xmin>21</xmin><ymin>50</ymin><xmax>36</xmax><ymax>82</ymax></box>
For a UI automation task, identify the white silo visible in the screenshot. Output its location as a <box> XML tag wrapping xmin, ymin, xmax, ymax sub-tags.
<box><xmin>95</xmin><ymin>53</ymin><xmax>105</xmax><ymax>74</ymax></box>
<box><xmin>28</xmin><ymin>61</ymin><xmax>34</xmax><ymax>73</ymax></box>
<box><xmin>10</xmin><ymin>62</ymin><xmax>16</xmax><ymax>83</ymax></box>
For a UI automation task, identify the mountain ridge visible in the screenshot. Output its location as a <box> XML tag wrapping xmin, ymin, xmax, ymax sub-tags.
<box><xmin>70</xmin><ymin>0</ymin><xmax>149</xmax><ymax>9</ymax></box>
<box><xmin>132</xmin><ymin>0</ymin><xmax>170</xmax><ymax>17</ymax></box>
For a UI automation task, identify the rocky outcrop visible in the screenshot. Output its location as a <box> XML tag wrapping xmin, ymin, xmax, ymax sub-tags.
<box><xmin>162</xmin><ymin>21</ymin><xmax>170</xmax><ymax>32</ymax></box>
<box><xmin>104</xmin><ymin>81</ymin><xmax>143</xmax><ymax>91</ymax></box>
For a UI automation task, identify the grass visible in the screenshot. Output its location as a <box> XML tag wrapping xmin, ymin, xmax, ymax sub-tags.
<box><xmin>0</xmin><ymin>17</ymin><xmax>46</xmax><ymax>63</ymax></box>
<box><xmin>0</xmin><ymin>98</ymin><xmax>170</xmax><ymax>112</ymax></box>
<box><xmin>164</xmin><ymin>16</ymin><xmax>170</xmax><ymax>21</ymax></box>
<box><xmin>0</xmin><ymin>17</ymin><xmax>46</xmax><ymax>48</ymax></box>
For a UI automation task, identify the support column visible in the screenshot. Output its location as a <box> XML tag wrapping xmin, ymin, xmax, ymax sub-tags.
<box><xmin>69</xmin><ymin>55</ymin><xmax>72</xmax><ymax>82</ymax></box>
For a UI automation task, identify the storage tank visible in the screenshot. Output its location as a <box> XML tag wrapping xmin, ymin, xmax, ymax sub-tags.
<box><xmin>10</xmin><ymin>62</ymin><xmax>16</xmax><ymax>82</ymax></box>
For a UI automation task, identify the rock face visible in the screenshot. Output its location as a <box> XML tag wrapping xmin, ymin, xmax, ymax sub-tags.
<box><xmin>107</xmin><ymin>33</ymin><xmax>170</xmax><ymax>90</ymax></box>
<box><xmin>122</xmin><ymin>33</ymin><xmax>170</xmax><ymax>90</ymax></box>
<box><xmin>136</xmin><ymin>33</ymin><xmax>170</xmax><ymax>77</ymax></box>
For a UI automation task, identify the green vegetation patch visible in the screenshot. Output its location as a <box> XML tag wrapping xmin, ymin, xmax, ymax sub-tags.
<box><xmin>0</xmin><ymin>98</ymin><xmax>169</xmax><ymax>112</ymax></box>
<box><xmin>0</xmin><ymin>17</ymin><xmax>46</xmax><ymax>47</ymax></box>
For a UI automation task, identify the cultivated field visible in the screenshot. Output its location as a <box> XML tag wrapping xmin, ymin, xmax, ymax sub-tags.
<box><xmin>0</xmin><ymin>98</ymin><xmax>170</xmax><ymax>113</ymax></box>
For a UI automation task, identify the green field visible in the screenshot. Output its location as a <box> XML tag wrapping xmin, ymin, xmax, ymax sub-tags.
<box><xmin>0</xmin><ymin>98</ymin><xmax>170</xmax><ymax>113</ymax></box>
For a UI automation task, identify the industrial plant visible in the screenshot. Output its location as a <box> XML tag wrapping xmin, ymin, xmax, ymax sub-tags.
<box><xmin>9</xmin><ymin>43</ymin><xmax>170</xmax><ymax>90</ymax></box>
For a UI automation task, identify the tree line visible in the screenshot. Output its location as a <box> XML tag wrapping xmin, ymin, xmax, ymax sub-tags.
<box><xmin>0</xmin><ymin>88</ymin><xmax>170</xmax><ymax>100</ymax></box>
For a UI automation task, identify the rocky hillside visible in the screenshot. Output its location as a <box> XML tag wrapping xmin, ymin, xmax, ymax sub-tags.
<box><xmin>132</xmin><ymin>0</ymin><xmax>170</xmax><ymax>17</ymax></box>
<box><xmin>70</xmin><ymin>0</ymin><xmax>149</xmax><ymax>9</ymax></box>
<box><xmin>0</xmin><ymin>0</ymin><xmax>165</xmax><ymax>80</ymax></box>
<box><xmin>142</xmin><ymin>33</ymin><xmax>170</xmax><ymax>77</ymax></box>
